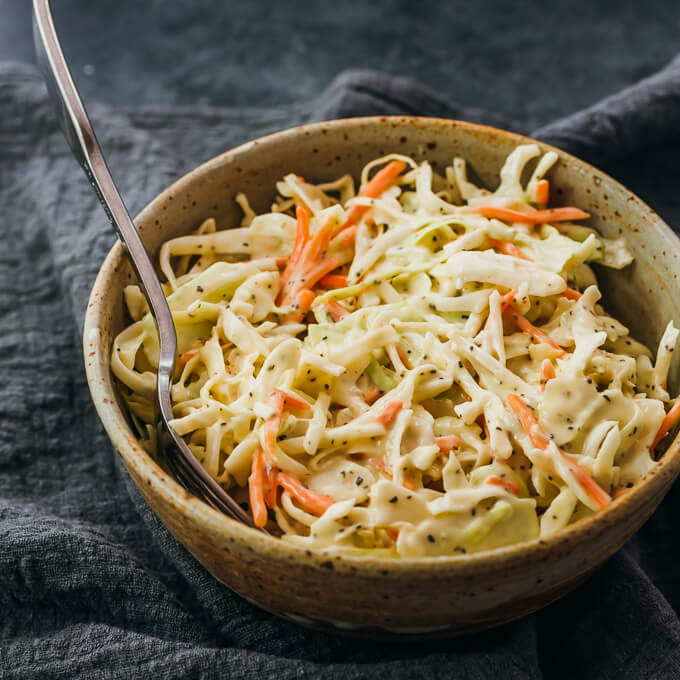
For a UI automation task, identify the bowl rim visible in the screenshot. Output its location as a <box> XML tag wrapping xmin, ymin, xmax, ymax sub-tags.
<box><xmin>84</xmin><ymin>115</ymin><xmax>680</xmax><ymax>576</ymax></box>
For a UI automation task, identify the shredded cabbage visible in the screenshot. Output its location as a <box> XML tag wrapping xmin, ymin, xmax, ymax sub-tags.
<box><xmin>112</xmin><ymin>145</ymin><xmax>678</xmax><ymax>557</ymax></box>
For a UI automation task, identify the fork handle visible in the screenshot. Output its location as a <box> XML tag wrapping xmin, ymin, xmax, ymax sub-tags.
<box><xmin>33</xmin><ymin>0</ymin><xmax>257</xmax><ymax>527</ymax></box>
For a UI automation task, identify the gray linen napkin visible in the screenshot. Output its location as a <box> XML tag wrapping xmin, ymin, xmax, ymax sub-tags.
<box><xmin>2</xmin><ymin>58</ymin><xmax>680</xmax><ymax>678</ymax></box>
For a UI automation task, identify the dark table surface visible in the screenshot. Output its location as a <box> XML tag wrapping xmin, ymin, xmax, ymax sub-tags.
<box><xmin>3</xmin><ymin>0</ymin><xmax>679</xmax><ymax>127</ymax></box>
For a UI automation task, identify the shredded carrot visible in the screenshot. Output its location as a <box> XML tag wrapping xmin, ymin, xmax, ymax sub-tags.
<box><xmin>326</xmin><ymin>299</ymin><xmax>350</xmax><ymax>321</ymax></box>
<box><xmin>652</xmin><ymin>399</ymin><xmax>680</xmax><ymax>449</ymax></box>
<box><xmin>403</xmin><ymin>475</ymin><xmax>418</xmax><ymax>491</ymax></box>
<box><xmin>435</xmin><ymin>434</ymin><xmax>462</xmax><ymax>451</ymax></box>
<box><xmin>296</xmin><ymin>289</ymin><xmax>316</xmax><ymax>315</ymax></box>
<box><xmin>561</xmin><ymin>287</ymin><xmax>582</xmax><ymax>301</ymax></box>
<box><xmin>506</xmin><ymin>394</ymin><xmax>611</xmax><ymax>508</ymax></box>
<box><xmin>386</xmin><ymin>528</ymin><xmax>399</xmax><ymax>542</ymax></box>
<box><xmin>535</xmin><ymin>179</ymin><xmax>550</xmax><ymax>207</ymax></box>
<box><xmin>473</xmin><ymin>205</ymin><xmax>590</xmax><ymax>224</ymax></box>
<box><xmin>264</xmin><ymin>471</ymin><xmax>279</xmax><ymax>508</ymax></box>
<box><xmin>505</xmin><ymin>305</ymin><xmax>566</xmax><ymax>356</ymax></box>
<box><xmin>334</xmin><ymin>160</ymin><xmax>407</xmax><ymax>235</ymax></box>
<box><xmin>280</xmin><ymin>256</ymin><xmax>341</xmax><ymax>307</ymax></box>
<box><xmin>340</xmin><ymin>225</ymin><xmax>357</xmax><ymax>248</ymax></box>
<box><xmin>248</xmin><ymin>448</ymin><xmax>268</xmax><ymax>527</ymax></box>
<box><xmin>277</xmin><ymin>471</ymin><xmax>335</xmax><ymax>516</ymax></box>
<box><xmin>260</xmin><ymin>446</ymin><xmax>279</xmax><ymax>508</ymax></box>
<box><xmin>261</xmin><ymin>388</ymin><xmax>312</xmax><ymax>502</ymax></box>
<box><xmin>560</xmin><ymin>453</ymin><xmax>612</xmax><ymax>509</ymax></box>
<box><xmin>396</xmin><ymin>344</ymin><xmax>412</xmax><ymax>370</ymax></box>
<box><xmin>302</xmin><ymin>215</ymin><xmax>336</xmax><ymax>265</ymax></box>
<box><xmin>260</xmin><ymin>393</ymin><xmax>335</xmax><ymax>516</ymax></box>
<box><xmin>367</xmin><ymin>456</ymin><xmax>391</xmax><ymax>476</ymax></box>
<box><xmin>540</xmin><ymin>359</ymin><xmax>556</xmax><ymax>392</ymax></box>
<box><xmin>278</xmin><ymin>200</ymin><xmax>310</xmax><ymax>302</ymax></box>
<box><xmin>507</xmin><ymin>394</ymin><xmax>550</xmax><ymax>450</ymax></box>
<box><xmin>487</xmin><ymin>475</ymin><xmax>520</xmax><ymax>496</ymax></box>
<box><xmin>263</xmin><ymin>390</ymin><xmax>285</xmax><ymax>462</ymax></box>
<box><xmin>262</xmin><ymin>432</ymin><xmax>335</xmax><ymax>514</ymax></box>
<box><xmin>376</xmin><ymin>401</ymin><xmax>403</xmax><ymax>426</ymax></box>
<box><xmin>319</xmin><ymin>273</ymin><xmax>348</xmax><ymax>289</ymax></box>
<box><xmin>363</xmin><ymin>455</ymin><xmax>416</xmax><ymax>490</ymax></box>
<box><xmin>488</xmin><ymin>238</ymin><xmax>530</xmax><ymax>261</ymax></box>
<box><xmin>177</xmin><ymin>347</ymin><xmax>201</xmax><ymax>366</ymax></box>
<box><xmin>272</xmin><ymin>388</ymin><xmax>312</xmax><ymax>412</ymax></box>
<box><xmin>361</xmin><ymin>385</ymin><xmax>381</xmax><ymax>404</ymax></box>
<box><xmin>499</xmin><ymin>289</ymin><xmax>518</xmax><ymax>313</ymax></box>
<box><xmin>300</xmin><ymin>257</ymin><xmax>342</xmax><ymax>291</ymax></box>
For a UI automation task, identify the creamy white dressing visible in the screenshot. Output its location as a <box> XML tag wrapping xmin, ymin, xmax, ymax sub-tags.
<box><xmin>112</xmin><ymin>146</ymin><xmax>678</xmax><ymax>558</ymax></box>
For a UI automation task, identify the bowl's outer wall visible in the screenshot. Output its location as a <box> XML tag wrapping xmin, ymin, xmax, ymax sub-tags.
<box><xmin>84</xmin><ymin>117</ymin><xmax>680</xmax><ymax>637</ymax></box>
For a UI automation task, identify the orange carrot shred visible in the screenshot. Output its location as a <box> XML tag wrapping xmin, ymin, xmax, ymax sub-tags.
<box><xmin>367</xmin><ymin>456</ymin><xmax>391</xmax><ymax>476</ymax></box>
<box><xmin>561</xmin><ymin>287</ymin><xmax>582</xmax><ymax>300</ymax></box>
<box><xmin>277</xmin><ymin>472</ymin><xmax>335</xmax><ymax>516</ymax></box>
<box><xmin>278</xmin><ymin>390</ymin><xmax>313</xmax><ymax>412</ymax></box>
<box><xmin>386</xmin><ymin>528</ymin><xmax>399</xmax><ymax>542</ymax></box>
<box><xmin>302</xmin><ymin>214</ymin><xmax>336</xmax><ymax>265</ymax></box>
<box><xmin>499</xmin><ymin>289</ymin><xmax>518</xmax><ymax>313</ymax></box>
<box><xmin>362</xmin><ymin>385</ymin><xmax>381</xmax><ymax>405</ymax></box>
<box><xmin>248</xmin><ymin>448</ymin><xmax>268</xmax><ymax>528</ymax></box>
<box><xmin>473</xmin><ymin>205</ymin><xmax>590</xmax><ymax>223</ymax></box>
<box><xmin>540</xmin><ymin>359</ymin><xmax>556</xmax><ymax>392</ymax></box>
<box><xmin>363</xmin><ymin>455</ymin><xmax>415</xmax><ymax>490</ymax></box>
<box><xmin>334</xmin><ymin>160</ymin><xmax>407</xmax><ymax>235</ymax></box>
<box><xmin>396</xmin><ymin>344</ymin><xmax>411</xmax><ymax>370</ymax></box>
<box><xmin>177</xmin><ymin>347</ymin><xmax>201</xmax><ymax>366</ymax></box>
<box><xmin>376</xmin><ymin>401</ymin><xmax>403</xmax><ymax>426</ymax></box>
<box><xmin>488</xmin><ymin>238</ymin><xmax>530</xmax><ymax>261</ymax></box>
<box><xmin>263</xmin><ymin>462</ymin><xmax>279</xmax><ymax>509</ymax></box>
<box><xmin>340</xmin><ymin>225</ymin><xmax>357</xmax><ymax>247</ymax></box>
<box><xmin>319</xmin><ymin>273</ymin><xmax>348</xmax><ymax>289</ymax></box>
<box><xmin>326</xmin><ymin>299</ymin><xmax>350</xmax><ymax>321</ymax></box>
<box><xmin>262</xmin><ymin>444</ymin><xmax>279</xmax><ymax>508</ymax></box>
<box><xmin>435</xmin><ymin>434</ymin><xmax>462</xmax><ymax>451</ymax></box>
<box><xmin>535</xmin><ymin>179</ymin><xmax>550</xmax><ymax>207</ymax></box>
<box><xmin>278</xmin><ymin>201</ymin><xmax>310</xmax><ymax>302</ymax></box>
<box><xmin>300</xmin><ymin>257</ymin><xmax>342</xmax><ymax>290</ymax></box>
<box><xmin>652</xmin><ymin>399</ymin><xmax>680</xmax><ymax>449</ymax></box>
<box><xmin>263</xmin><ymin>390</ymin><xmax>285</xmax><ymax>462</ymax></box>
<box><xmin>486</xmin><ymin>476</ymin><xmax>521</xmax><ymax>496</ymax></box>
<box><xmin>403</xmin><ymin>475</ymin><xmax>418</xmax><ymax>491</ymax></box>
<box><xmin>296</xmin><ymin>289</ymin><xmax>316</xmax><ymax>315</ymax></box>
<box><xmin>505</xmin><ymin>305</ymin><xmax>566</xmax><ymax>356</ymax></box>
<box><xmin>506</xmin><ymin>394</ymin><xmax>611</xmax><ymax>508</ymax></box>
<box><xmin>507</xmin><ymin>394</ymin><xmax>550</xmax><ymax>450</ymax></box>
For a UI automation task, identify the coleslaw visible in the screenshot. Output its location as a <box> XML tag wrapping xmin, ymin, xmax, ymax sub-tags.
<box><xmin>112</xmin><ymin>144</ymin><xmax>680</xmax><ymax>557</ymax></box>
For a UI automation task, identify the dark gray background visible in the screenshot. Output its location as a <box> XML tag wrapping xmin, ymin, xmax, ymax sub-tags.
<box><xmin>3</xmin><ymin>0</ymin><xmax>680</xmax><ymax>126</ymax></box>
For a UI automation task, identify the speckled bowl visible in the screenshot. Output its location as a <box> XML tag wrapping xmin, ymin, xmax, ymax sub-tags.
<box><xmin>84</xmin><ymin>117</ymin><xmax>680</xmax><ymax>638</ymax></box>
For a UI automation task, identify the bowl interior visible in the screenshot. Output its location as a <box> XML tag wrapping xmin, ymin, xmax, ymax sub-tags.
<box><xmin>125</xmin><ymin>118</ymin><xmax>680</xmax><ymax>391</ymax></box>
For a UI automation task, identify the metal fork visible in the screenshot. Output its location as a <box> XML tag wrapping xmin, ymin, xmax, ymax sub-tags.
<box><xmin>32</xmin><ymin>0</ymin><xmax>256</xmax><ymax>528</ymax></box>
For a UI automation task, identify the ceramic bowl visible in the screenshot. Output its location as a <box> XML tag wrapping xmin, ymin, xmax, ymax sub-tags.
<box><xmin>83</xmin><ymin>117</ymin><xmax>680</xmax><ymax>638</ymax></box>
